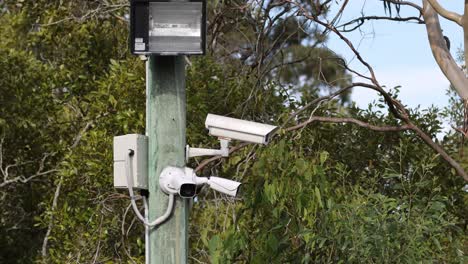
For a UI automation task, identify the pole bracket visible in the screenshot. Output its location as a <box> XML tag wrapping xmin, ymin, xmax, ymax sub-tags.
<box><xmin>186</xmin><ymin>138</ymin><xmax>230</xmax><ymax>162</ymax></box>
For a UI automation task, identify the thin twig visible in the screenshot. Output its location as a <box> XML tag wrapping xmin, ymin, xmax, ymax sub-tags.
<box><xmin>285</xmin><ymin>116</ymin><xmax>411</xmax><ymax>132</ymax></box>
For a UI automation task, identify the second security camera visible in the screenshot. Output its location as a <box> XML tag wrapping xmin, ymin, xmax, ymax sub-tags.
<box><xmin>159</xmin><ymin>166</ymin><xmax>242</xmax><ymax>198</ymax></box>
<box><xmin>205</xmin><ymin>114</ymin><xmax>278</xmax><ymax>145</ymax></box>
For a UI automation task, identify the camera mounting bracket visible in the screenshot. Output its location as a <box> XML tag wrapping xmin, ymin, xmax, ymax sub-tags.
<box><xmin>186</xmin><ymin>138</ymin><xmax>230</xmax><ymax>162</ymax></box>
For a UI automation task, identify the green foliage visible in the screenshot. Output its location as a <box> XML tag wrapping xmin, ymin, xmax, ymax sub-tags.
<box><xmin>0</xmin><ymin>47</ymin><xmax>64</xmax><ymax>263</ymax></box>
<box><xmin>191</xmin><ymin>120</ymin><xmax>467</xmax><ymax>263</ymax></box>
<box><xmin>0</xmin><ymin>1</ymin><xmax>466</xmax><ymax>263</ymax></box>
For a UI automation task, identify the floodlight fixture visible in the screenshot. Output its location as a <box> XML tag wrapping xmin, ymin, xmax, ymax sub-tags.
<box><xmin>130</xmin><ymin>0</ymin><xmax>206</xmax><ymax>55</ymax></box>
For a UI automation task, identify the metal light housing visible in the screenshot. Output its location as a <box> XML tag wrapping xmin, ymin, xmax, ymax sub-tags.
<box><xmin>130</xmin><ymin>0</ymin><xmax>206</xmax><ymax>55</ymax></box>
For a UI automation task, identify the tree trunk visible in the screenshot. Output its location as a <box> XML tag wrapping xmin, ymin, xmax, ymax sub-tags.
<box><xmin>423</xmin><ymin>0</ymin><xmax>468</xmax><ymax>100</ymax></box>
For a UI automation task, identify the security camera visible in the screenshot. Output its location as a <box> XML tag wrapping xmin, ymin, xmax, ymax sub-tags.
<box><xmin>205</xmin><ymin>114</ymin><xmax>278</xmax><ymax>145</ymax></box>
<box><xmin>159</xmin><ymin>167</ymin><xmax>197</xmax><ymax>198</ymax></box>
<box><xmin>195</xmin><ymin>176</ymin><xmax>242</xmax><ymax>197</ymax></box>
<box><xmin>186</xmin><ymin>114</ymin><xmax>278</xmax><ymax>160</ymax></box>
<box><xmin>159</xmin><ymin>166</ymin><xmax>242</xmax><ymax>198</ymax></box>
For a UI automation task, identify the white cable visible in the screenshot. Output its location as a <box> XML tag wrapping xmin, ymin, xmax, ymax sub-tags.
<box><xmin>125</xmin><ymin>150</ymin><xmax>175</xmax><ymax>228</ymax></box>
<box><xmin>143</xmin><ymin>197</ymin><xmax>149</xmax><ymax>264</ymax></box>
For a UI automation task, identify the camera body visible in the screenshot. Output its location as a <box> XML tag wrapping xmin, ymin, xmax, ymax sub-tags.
<box><xmin>159</xmin><ymin>166</ymin><xmax>241</xmax><ymax>198</ymax></box>
<box><xmin>205</xmin><ymin>114</ymin><xmax>277</xmax><ymax>144</ymax></box>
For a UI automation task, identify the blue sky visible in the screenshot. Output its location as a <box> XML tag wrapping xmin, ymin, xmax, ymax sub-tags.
<box><xmin>326</xmin><ymin>0</ymin><xmax>462</xmax><ymax>110</ymax></box>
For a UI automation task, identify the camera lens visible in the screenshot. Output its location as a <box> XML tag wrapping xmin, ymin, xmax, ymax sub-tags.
<box><xmin>179</xmin><ymin>184</ymin><xmax>196</xmax><ymax>198</ymax></box>
<box><xmin>234</xmin><ymin>184</ymin><xmax>242</xmax><ymax>197</ymax></box>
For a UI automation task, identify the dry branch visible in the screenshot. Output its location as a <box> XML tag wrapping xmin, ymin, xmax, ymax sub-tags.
<box><xmin>0</xmin><ymin>148</ymin><xmax>58</xmax><ymax>188</ymax></box>
<box><xmin>285</xmin><ymin>116</ymin><xmax>412</xmax><ymax>132</ymax></box>
<box><xmin>338</xmin><ymin>16</ymin><xmax>424</xmax><ymax>32</ymax></box>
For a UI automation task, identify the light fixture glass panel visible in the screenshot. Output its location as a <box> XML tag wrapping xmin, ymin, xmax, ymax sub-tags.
<box><xmin>149</xmin><ymin>2</ymin><xmax>203</xmax><ymax>54</ymax></box>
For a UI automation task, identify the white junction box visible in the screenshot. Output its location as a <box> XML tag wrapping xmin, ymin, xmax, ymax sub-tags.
<box><xmin>113</xmin><ymin>134</ymin><xmax>148</xmax><ymax>190</ymax></box>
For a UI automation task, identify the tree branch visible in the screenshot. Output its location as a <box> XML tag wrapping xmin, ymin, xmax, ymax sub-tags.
<box><xmin>422</xmin><ymin>0</ymin><xmax>468</xmax><ymax>100</ymax></box>
<box><xmin>338</xmin><ymin>16</ymin><xmax>424</xmax><ymax>32</ymax></box>
<box><xmin>283</xmin><ymin>82</ymin><xmax>380</xmax><ymax>127</ymax></box>
<box><xmin>288</xmin><ymin>0</ymin><xmax>409</xmax><ymax>120</ymax></box>
<box><xmin>411</xmin><ymin>124</ymin><xmax>468</xmax><ymax>181</ymax></box>
<box><xmin>285</xmin><ymin>116</ymin><xmax>412</xmax><ymax>132</ymax></box>
<box><xmin>0</xmin><ymin>151</ymin><xmax>57</xmax><ymax>188</ymax></box>
<box><xmin>41</xmin><ymin>175</ymin><xmax>63</xmax><ymax>258</ymax></box>
<box><xmin>286</xmin><ymin>116</ymin><xmax>468</xmax><ymax>181</ymax></box>
<box><xmin>0</xmin><ymin>169</ymin><xmax>58</xmax><ymax>188</ymax></box>
<box><xmin>71</xmin><ymin>112</ymin><xmax>109</xmax><ymax>149</ymax></box>
<box><xmin>426</xmin><ymin>0</ymin><xmax>463</xmax><ymax>26</ymax></box>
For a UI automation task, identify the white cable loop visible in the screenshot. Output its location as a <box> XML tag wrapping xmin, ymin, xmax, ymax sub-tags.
<box><xmin>125</xmin><ymin>150</ymin><xmax>174</xmax><ymax>228</ymax></box>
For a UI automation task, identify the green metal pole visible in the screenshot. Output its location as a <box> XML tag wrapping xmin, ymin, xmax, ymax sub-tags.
<box><xmin>147</xmin><ymin>55</ymin><xmax>188</xmax><ymax>264</ymax></box>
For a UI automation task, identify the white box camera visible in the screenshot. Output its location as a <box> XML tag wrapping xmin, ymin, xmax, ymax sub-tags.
<box><xmin>205</xmin><ymin>114</ymin><xmax>278</xmax><ymax>144</ymax></box>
